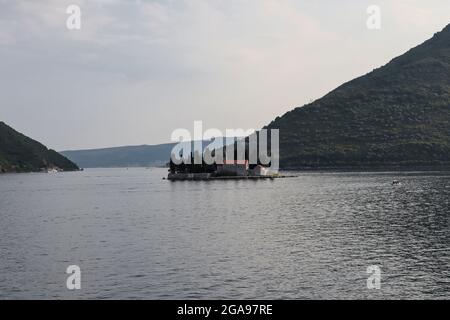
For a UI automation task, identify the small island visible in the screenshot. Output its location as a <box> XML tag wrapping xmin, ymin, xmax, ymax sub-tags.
<box><xmin>167</xmin><ymin>153</ymin><xmax>288</xmax><ymax>181</ymax></box>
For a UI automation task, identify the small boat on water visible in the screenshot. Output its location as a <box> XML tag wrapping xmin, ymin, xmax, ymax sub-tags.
<box><xmin>392</xmin><ymin>180</ymin><xmax>401</xmax><ymax>186</ymax></box>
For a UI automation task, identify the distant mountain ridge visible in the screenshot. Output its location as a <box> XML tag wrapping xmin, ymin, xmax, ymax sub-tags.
<box><xmin>61</xmin><ymin>140</ymin><xmax>227</xmax><ymax>168</ymax></box>
<box><xmin>0</xmin><ymin>122</ymin><xmax>79</xmax><ymax>173</ymax></box>
<box><xmin>61</xmin><ymin>144</ymin><xmax>175</xmax><ymax>168</ymax></box>
<box><xmin>266</xmin><ymin>23</ymin><xmax>450</xmax><ymax>169</ymax></box>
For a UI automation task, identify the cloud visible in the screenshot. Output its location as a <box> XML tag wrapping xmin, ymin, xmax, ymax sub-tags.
<box><xmin>1</xmin><ymin>0</ymin><xmax>338</xmax><ymax>79</ymax></box>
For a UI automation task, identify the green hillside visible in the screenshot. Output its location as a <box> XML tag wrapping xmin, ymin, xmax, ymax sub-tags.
<box><xmin>267</xmin><ymin>24</ymin><xmax>450</xmax><ymax>169</ymax></box>
<box><xmin>0</xmin><ymin>122</ymin><xmax>79</xmax><ymax>173</ymax></box>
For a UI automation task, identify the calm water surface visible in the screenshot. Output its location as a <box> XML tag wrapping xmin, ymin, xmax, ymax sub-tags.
<box><xmin>0</xmin><ymin>168</ymin><xmax>449</xmax><ymax>299</ymax></box>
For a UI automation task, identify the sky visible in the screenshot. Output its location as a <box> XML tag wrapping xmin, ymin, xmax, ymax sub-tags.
<box><xmin>1</xmin><ymin>0</ymin><xmax>450</xmax><ymax>151</ymax></box>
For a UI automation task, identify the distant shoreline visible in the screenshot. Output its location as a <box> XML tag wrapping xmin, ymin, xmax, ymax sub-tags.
<box><xmin>44</xmin><ymin>165</ymin><xmax>450</xmax><ymax>172</ymax></box>
<box><xmin>0</xmin><ymin>168</ymin><xmax>82</xmax><ymax>175</ymax></box>
<box><xmin>282</xmin><ymin>165</ymin><xmax>450</xmax><ymax>173</ymax></box>
<box><xmin>4</xmin><ymin>165</ymin><xmax>450</xmax><ymax>174</ymax></box>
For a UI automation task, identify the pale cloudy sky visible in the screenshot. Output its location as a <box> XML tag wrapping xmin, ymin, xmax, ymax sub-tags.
<box><xmin>1</xmin><ymin>0</ymin><xmax>449</xmax><ymax>150</ymax></box>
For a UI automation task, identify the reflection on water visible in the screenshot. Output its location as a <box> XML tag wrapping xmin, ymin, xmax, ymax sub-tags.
<box><xmin>0</xmin><ymin>168</ymin><xmax>449</xmax><ymax>299</ymax></box>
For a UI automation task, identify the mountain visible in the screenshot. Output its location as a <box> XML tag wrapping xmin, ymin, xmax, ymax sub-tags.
<box><xmin>0</xmin><ymin>122</ymin><xmax>79</xmax><ymax>173</ymax></box>
<box><xmin>266</xmin><ymin>24</ymin><xmax>450</xmax><ymax>169</ymax></box>
<box><xmin>61</xmin><ymin>140</ymin><xmax>229</xmax><ymax>168</ymax></box>
<box><xmin>61</xmin><ymin>143</ymin><xmax>176</xmax><ymax>168</ymax></box>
